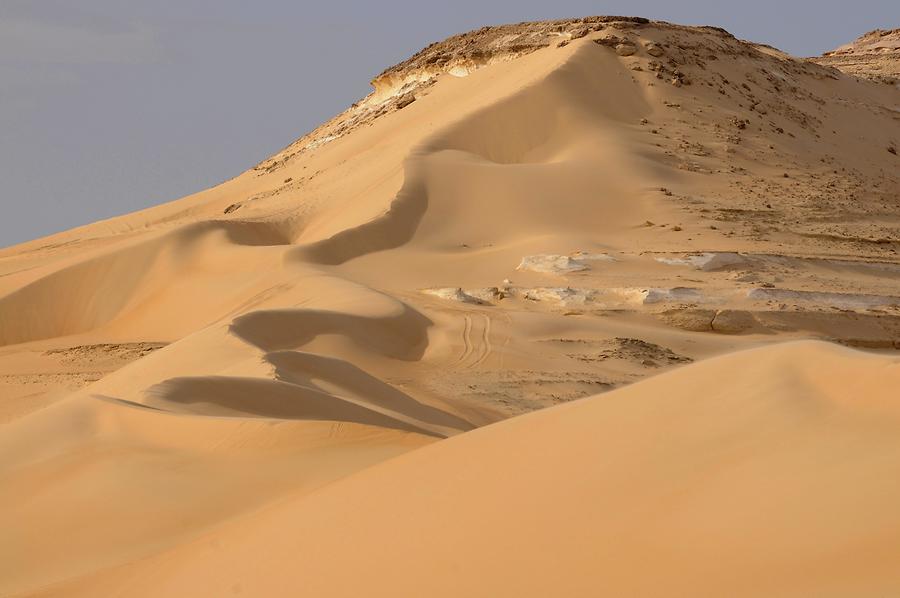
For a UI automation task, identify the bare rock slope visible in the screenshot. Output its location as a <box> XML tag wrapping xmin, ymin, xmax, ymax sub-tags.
<box><xmin>813</xmin><ymin>28</ymin><xmax>900</xmax><ymax>83</ymax></box>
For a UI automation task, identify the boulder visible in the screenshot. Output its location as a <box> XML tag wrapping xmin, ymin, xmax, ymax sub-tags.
<box><xmin>396</xmin><ymin>92</ymin><xmax>416</xmax><ymax>109</ymax></box>
<box><xmin>645</xmin><ymin>43</ymin><xmax>665</xmax><ymax>57</ymax></box>
<box><xmin>517</xmin><ymin>255</ymin><xmax>589</xmax><ymax>274</ymax></box>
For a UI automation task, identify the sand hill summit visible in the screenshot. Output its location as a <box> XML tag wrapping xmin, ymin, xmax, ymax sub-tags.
<box><xmin>2</xmin><ymin>16</ymin><xmax>899</xmax><ymax>597</ymax></box>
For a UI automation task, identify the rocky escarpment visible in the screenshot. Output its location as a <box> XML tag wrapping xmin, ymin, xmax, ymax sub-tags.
<box><xmin>254</xmin><ymin>16</ymin><xmax>792</xmax><ymax>175</ymax></box>
<box><xmin>254</xmin><ymin>16</ymin><xmax>652</xmax><ymax>173</ymax></box>
<box><xmin>370</xmin><ymin>16</ymin><xmax>650</xmax><ymax>93</ymax></box>
<box><xmin>259</xmin><ymin>16</ymin><xmax>897</xmax><ymax>176</ymax></box>
<box><xmin>813</xmin><ymin>29</ymin><xmax>900</xmax><ymax>83</ymax></box>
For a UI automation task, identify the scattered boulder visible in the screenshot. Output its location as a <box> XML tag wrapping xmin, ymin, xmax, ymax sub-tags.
<box><xmin>568</xmin><ymin>26</ymin><xmax>590</xmax><ymax>40</ymax></box>
<box><xmin>396</xmin><ymin>92</ymin><xmax>416</xmax><ymax>109</ymax></box>
<box><xmin>467</xmin><ymin>287</ymin><xmax>503</xmax><ymax>302</ymax></box>
<box><xmin>671</xmin><ymin>70</ymin><xmax>691</xmax><ymax>86</ymax></box>
<box><xmin>594</xmin><ymin>34</ymin><xmax>626</xmax><ymax>47</ymax></box>
<box><xmin>645</xmin><ymin>43</ymin><xmax>665</xmax><ymax>57</ymax></box>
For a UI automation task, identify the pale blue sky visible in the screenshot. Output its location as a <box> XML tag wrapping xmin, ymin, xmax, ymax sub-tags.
<box><xmin>1</xmin><ymin>0</ymin><xmax>897</xmax><ymax>247</ymax></box>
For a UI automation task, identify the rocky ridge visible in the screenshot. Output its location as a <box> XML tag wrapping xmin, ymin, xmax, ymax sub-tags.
<box><xmin>813</xmin><ymin>28</ymin><xmax>900</xmax><ymax>83</ymax></box>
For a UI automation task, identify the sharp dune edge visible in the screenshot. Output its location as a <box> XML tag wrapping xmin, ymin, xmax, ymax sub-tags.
<box><xmin>1</xmin><ymin>16</ymin><xmax>899</xmax><ymax>596</ymax></box>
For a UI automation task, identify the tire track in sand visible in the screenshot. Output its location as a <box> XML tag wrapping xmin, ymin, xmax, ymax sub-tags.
<box><xmin>457</xmin><ymin>314</ymin><xmax>474</xmax><ymax>366</ymax></box>
<box><xmin>471</xmin><ymin>314</ymin><xmax>492</xmax><ymax>368</ymax></box>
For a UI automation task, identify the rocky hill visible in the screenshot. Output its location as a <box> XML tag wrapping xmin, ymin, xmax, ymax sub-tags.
<box><xmin>814</xmin><ymin>28</ymin><xmax>900</xmax><ymax>82</ymax></box>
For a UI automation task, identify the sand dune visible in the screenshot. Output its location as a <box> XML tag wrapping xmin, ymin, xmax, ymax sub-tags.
<box><xmin>1</xmin><ymin>15</ymin><xmax>899</xmax><ymax>596</ymax></box>
<box><xmin>0</xmin><ymin>395</ymin><xmax>432</xmax><ymax>595</ymax></box>
<box><xmin>30</xmin><ymin>341</ymin><xmax>900</xmax><ymax>597</ymax></box>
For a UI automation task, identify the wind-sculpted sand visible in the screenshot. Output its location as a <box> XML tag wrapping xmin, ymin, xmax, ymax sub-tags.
<box><xmin>1</xmin><ymin>16</ymin><xmax>898</xmax><ymax>596</ymax></box>
<box><xmin>32</xmin><ymin>342</ymin><xmax>900</xmax><ymax>597</ymax></box>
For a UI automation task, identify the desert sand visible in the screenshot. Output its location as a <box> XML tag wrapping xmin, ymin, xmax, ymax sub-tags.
<box><xmin>1</xmin><ymin>15</ymin><xmax>899</xmax><ymax>596</ymax></box>
<box><xmin>31</xmin><ymin>341</ymin><xmax>900</xmax><ymax>597</ymax></box>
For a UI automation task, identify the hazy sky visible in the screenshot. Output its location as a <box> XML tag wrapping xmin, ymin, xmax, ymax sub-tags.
<box><xmin>2</xmin><ymin>0</ymin><xmax>897</xmax><ymax>247</ymax></box>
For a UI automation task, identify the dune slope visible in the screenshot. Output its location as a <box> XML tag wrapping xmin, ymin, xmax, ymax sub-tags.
<box><xmin>34</xmin><ymin>341</ymin><xmax>900</xmax><ymax>597</ymax></box>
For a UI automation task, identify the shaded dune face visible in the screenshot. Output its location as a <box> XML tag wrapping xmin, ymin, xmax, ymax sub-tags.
<box><xmin>264</xmin><ymin>350</ymin><xmax>473</xmax><ymax>431</ymax></box>
<box><xmin>229</xmin><ymin>305</ymin><xmax>431</xmax><ymax>358</ymax></box>
<box><xmin>292</xmin><ymin>44</ymin><xmax>656</xmax><ymax>264</ymax></box>
<box><xmin>286</xmin><ymin>167</ymin><xmax>429</xmax><ymax>265</ymax></box>
<box><xmin>140</xmin><ymin>306</ymin><xmax>471</xmax><ymax>437</ymax></box>
<box><xmin>0</xmin><ymin>219</ymin><xmax>296</xmax><ymax>346</ymax></box>
<box><xmin>427</xmin><ymin>45</ymin><xmax>651</xmax><ymax>163</ymax></box>
<box><xmin>144</xmin><ymin>376</ymin><xmax>445</xmax><ymax>435</ymax></box>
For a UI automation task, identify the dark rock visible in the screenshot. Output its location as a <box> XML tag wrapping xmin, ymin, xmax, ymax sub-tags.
<box><xmin>396</xmin><ymin>93</ymin><xmax>416</xmax><ymax>109</ymax></box>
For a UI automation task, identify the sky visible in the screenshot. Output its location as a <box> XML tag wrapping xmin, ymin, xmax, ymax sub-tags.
<box><xmin>1</xmin><ymin>0</ymin><xmax>897</xmax><ymax>248</ymax></box>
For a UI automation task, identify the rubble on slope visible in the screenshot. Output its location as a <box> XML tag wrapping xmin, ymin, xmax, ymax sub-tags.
<box><xmin>813</xmin><ymin>29</ymin><xmax>900</xmax><ymax>83</ymax></box>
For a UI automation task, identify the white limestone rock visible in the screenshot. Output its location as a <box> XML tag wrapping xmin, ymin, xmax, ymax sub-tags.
<box><xmin>656</xmin><ymin>252</ymin><xmax>747</xmax><ymax>271</ymax></box>
<box><xmin>422</xmin><ymin>288</ymin><xmax>484</xmax><ymax>304</ymax></box>
<box><xmin>517</xmin><ymin>252</ymin><xmax>614</xmax><ymax>275</ymax></box>
<box><xmin>522</xmin><ymin>287</ymin><xmax>597</xmax><ymax>306</ymax></box>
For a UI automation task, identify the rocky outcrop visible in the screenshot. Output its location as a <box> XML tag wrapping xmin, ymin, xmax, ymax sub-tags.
<box><xmin>422</xmin><ymin>287</ymin><xmax>502</xmax><ymax>304</ymax></box>
<box><xmin>254</xmin><ymin>16</ymin><xmax>655</xmax><ymax>173</ymax></box>
<box><xmin>516</xmin><ymin>253</ymin><xmax>614</xmax><ymax>274</ymax></box>
<box><xmin>655</xmin><ymin>252</ymin><xmax>748</xmax><ymax>271</ymax></box>
<box><xmin>375</xmin><ymin>16</ymin><xmax>650</xmax><ymax>86</ymax></box>
<box><xmin>813</xmin><ymin>29</ymin><xmax>900</xmax><ymax>83</ymax></box>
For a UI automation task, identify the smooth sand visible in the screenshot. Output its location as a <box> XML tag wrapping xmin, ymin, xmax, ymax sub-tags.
<box><xmin>33</xmin><ymin>341</ymin><xmax>900</xmax><ymax>597</ymax></box>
